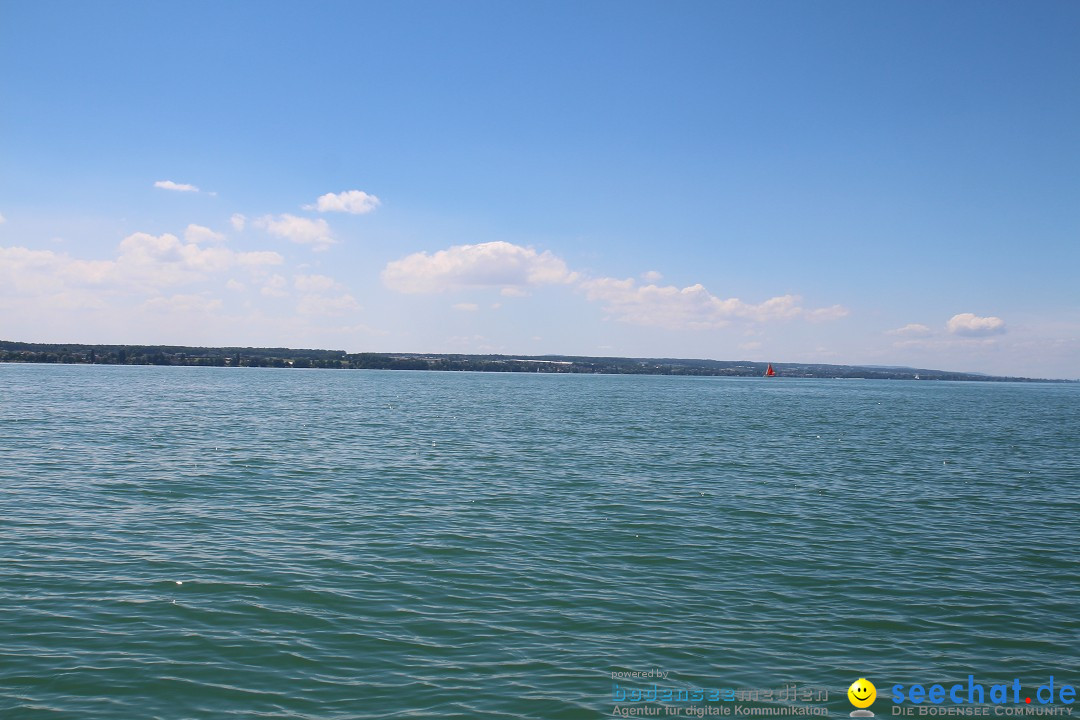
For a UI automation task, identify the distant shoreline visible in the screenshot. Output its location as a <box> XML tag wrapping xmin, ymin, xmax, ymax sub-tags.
<box><xmin>1</xmin><ymin>340</ymin><xmax>1072</xmax><ymax>383</ymax></box>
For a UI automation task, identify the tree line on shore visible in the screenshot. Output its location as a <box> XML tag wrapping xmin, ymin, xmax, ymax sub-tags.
<box><xmin>0</xmin><ymin>340</ymin><xmax>1060</xmax><ymax>382</ymax></box>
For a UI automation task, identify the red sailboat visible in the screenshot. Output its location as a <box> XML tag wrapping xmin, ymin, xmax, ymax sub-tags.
<box><xmin>764</xmin><ymin>363</ymin><xmax>776</xmax><ymax>377</ymax></box>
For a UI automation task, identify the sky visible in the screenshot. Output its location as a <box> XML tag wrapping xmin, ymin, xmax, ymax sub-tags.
<box><xmin>1</xmin><ymin>0</ymin><xmax>1078</xmax><ymax>378</ymax></box>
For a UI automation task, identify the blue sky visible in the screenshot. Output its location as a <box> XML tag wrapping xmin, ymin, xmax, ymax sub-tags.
<box><xmin>2</xmin><ymin>0</ymin><xmax>1078</xmax><ymax>377</ymax></box>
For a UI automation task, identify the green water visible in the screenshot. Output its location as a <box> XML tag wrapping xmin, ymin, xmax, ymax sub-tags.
<box><xmin>1</xmin><ymin>364</ymin><xmax>1077</xmax><ymax>718</ymax></box>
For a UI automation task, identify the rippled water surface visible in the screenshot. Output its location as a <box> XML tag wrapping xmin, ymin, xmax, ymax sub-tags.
<box><xmin>2</xmin><ymin>365</ymin><xmax>1078</xmax><ymax>718</ymax></box>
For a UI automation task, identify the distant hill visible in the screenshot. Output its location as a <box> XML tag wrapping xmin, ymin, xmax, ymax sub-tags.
<box><xmin>0</xmin><ymin>340</ymin><xmax>1070</xmax><ymax>382</ymax></box>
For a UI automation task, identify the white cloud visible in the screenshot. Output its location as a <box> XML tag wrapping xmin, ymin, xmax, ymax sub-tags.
<box><xmin>291</xmin><ymin>273</ymin><xmax>359</xmax><ymax>317</ymax></box>
<box><xmin>382</xmin><ymin>241</ymin><xmax>577</xmax><ymax>293</ymax></box>
<box><xmin>0</xmin><ymin>212</ymin><xmax>6</xmax><ymax>224</ymax></box>
<box><xmin>500</xmin><ymin>287</ymin><xmax>529</xmax><ymax>297</ymax></box>
<box><xmin>293</xmin><ymin>274</ymin><xmax>341</xmax><ymax>293</ymax></box>
<box><xmin>893</xmin><ymin>337</ymin><xmax>999</xmax><ymax>350</ymax></box>
<box><xmin>305</xmin><ymin>190</ymin><xmax>381</xmax><ymax>214</ymax></box>
<box><xmin>806</xmin><ymin>305</ymin><xmax>850</xmax><ymax>322</ymax></box>
<box><xmin>184</xmin><ymin>224</ymin><xmax>225</xmax><ymax>244</ymax></box>
<box><xmin>0</xmin><ymin>231</ymin><xmax>285</xmax><ymax>334</ymax></box>
<box><xmin>382</xmin><ymin>241</ymin><xmax>848</xmax><ymax>330</ymax></box>
<box><xmin>256</xmin><ymin>214</ymin><xmax>336</xmax><ymax>251</ymax></box>
<box><xmin>641</xmin><ymin>270</ymin><xmax>663</xmax><ymax>282</ymax></box>
<box><xmin>0</xmin><ymin>226</ymin><xmax>378</xmax><ymax>346</ymax></box>
<box><xmin>230</xmin><ymin>213</ymin><xmax>246</xmax><ymax>231</ymax></box>
<box><xmin>154</xmin><ymin>180</ymin><xmax>199</xmax><ymax>193</ymax></box>
<box><xmin>888</xmin><ymin>323</ymin><xmax>932</xmax><ymax>337</ymax></box>
<box><xmin>143</xmin><ymin>293</ymin><xmax>223</xmax><ymax>314</ymax></box>
<box><xmin>297</xmin><ymin>293</ymin><xmax>361</xmax><ymax>316</ymax></box>
<box><xmin>235</xmin><ymin>250</ymin><xmax>286</xmax><ymax>268</ymax></box>
<box><xmin>261</xmin><ymin>274</ymin><xmax>288</xmax><ymax>297</ymax></box>
<box><xmin>115</xmin><ymin>232</ymin><xmax>280</xmax><ymax>284</ymax></box>
<box><xmin>579</xmin><ymin>277</ymin><xmax>847</xmax><ymax>329</ymax></box>
<box><xmin>947</xmin><ymin>313</ymin><xmax>1006</xmax><ymax>337</ymax></box>
<box><xmin>453</xmin><ymin>302</ymin><xmax>479</xmax><ymax>311</ymax></box>
<box><xmin>117</xmin><ymin>232</ymin><xmax>228</xmax><ymax>278</ymax></box>
<box><xmin>0</xmin><ymin>233</ymin><xmax>282</xmax><ymax>298</ymax></box>
<box><xmin>0</xmin><ymin>245</ymin><xmax>113</xmax><ymax>296</ymax></box>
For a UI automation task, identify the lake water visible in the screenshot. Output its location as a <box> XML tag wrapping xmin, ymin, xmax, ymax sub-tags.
<box><xmin>2</xmin><ymin>364</ymin><xmax>1077</xmax><ymax>719</ymax></box>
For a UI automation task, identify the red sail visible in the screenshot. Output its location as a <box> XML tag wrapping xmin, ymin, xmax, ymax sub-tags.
<box><xmin>765</xmin><ymin>363</ymin><xmax>776</xmax><ymax>377</ymax></box>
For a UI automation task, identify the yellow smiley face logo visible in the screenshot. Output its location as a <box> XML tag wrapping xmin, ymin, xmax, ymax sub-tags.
<box><xmin>848</xmin><ymin>678</ymin><xmax>876</xmax><ymax>708</ymax></box>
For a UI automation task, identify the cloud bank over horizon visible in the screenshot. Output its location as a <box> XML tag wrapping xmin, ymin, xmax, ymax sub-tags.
<box><xmin>1</xmin><ymin>201</ymin><xmax>1042</xmax><ymax>373</ymax></box>
<box><xmin>0</xmin><ymin>209</ymin><xmax>366</xmax><ymax>348</ymax></box>
<box><xmin>3</xmin><ymin>172</ymin><xmax>1057</xmax><ymax>376</ymax></box>
<box><xmin>381</xmin><ymin>240</ymin><xmax>848</xmax><ymax>330</ymax></box>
